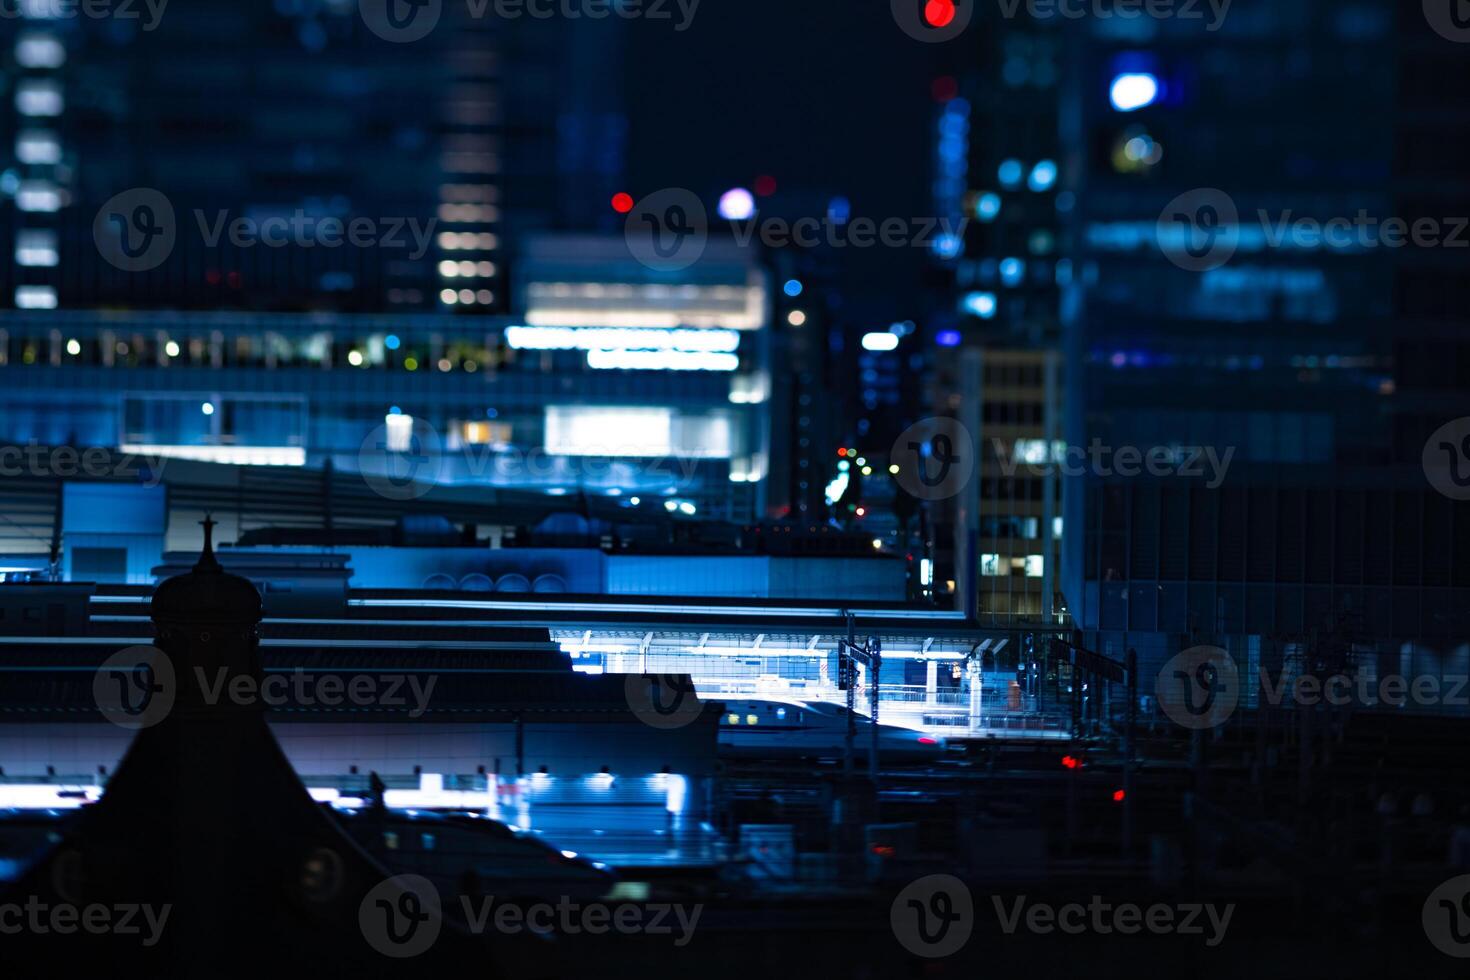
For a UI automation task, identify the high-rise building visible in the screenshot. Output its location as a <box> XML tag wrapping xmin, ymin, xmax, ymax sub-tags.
<box><xmin>1058</xmin><ymin>2</ymin><xmax>1470</xmax><ymax>686</ymax></box>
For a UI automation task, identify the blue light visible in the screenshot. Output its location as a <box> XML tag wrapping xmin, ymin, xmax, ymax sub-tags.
<box><xmin>936</xmin><ymin>330</ymin><xmax>962</xmax><ymax>347</ymax></box>
<box><xmin>1027</xmin><ymin>160</ymin><xmax>1057</xmax><ymax>192</ymax></box>
<box><xmin>962</xmin><ymin>292</ymin><xmax>997</xmax><ymax>319</ymax></box>
<box><xmin>1109</xmin><ymin>73</ymin><xmax>1159</xmax><ymax>112</ymax></box>
<box><xmin>384</xmin><ymin>334</ymin><xmax>401</xmax><ymax>351</ymax></box>
<box><xmin>388</xmin><ymin>405</ymin><xmax>402</xmax><ymax>416</ymax></box>
<box><xmin>827</xmin><ymin>196</ymin><xmax>851</xmax><ymax>224</ymax></box>
<box><xmin>718</xmin><ymin>187</ymin><xmax>756</xmax><ymax>221</ymax></box>
<box><xmin>997</xmin><ymin>159</ymin><xmax>1024</xmax><ymax>189</ymax></box>
<box><xmin>1000</xmin><ymin>258</ymin><xmax>1025</xmax><ymax>286</ymax></box>
<box><xmin>932</xmin><ymin>233</ymin><xmax>963</xmax><ymax>260</ymax></box>
<box><xmin>783</xmin><ymin>279</ymin><xmax>804</xmax><ymax>298</ymax></box>
<box><xmin>975</xmin><ymin>192</ymin><xmax>1001</xmax><ymax>221</ymax></box>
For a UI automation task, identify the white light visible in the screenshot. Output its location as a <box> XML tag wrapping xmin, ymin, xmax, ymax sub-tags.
<box><xmin>718</xmin><ymin>187</ymin><xmax>756</xmax><ymax>221</ymax></box>
<box><xmin>505</xmin><ymin>325</ymin><xmax>740</xmax><ymax>354</ymax></box>
<box><xmin>65</xmin><ymin>338</ymin><xmax>80</xmax><ymax>356</ymax></box>
<box><xmin>861</xmin><ymin>332</ymin><xmax>899</xmax><ymax>352</ymax></box>
<box><xmin>787</xmin><ymin>310</ymin><xmax>806</xmax><ymax>327</ymax></box>
<box><xmin>872</xmin><ymin>538</ymin><xmax>883</xmax><ymax>550</ymax></box>
<box><xmin>678</xmin><ymin>502</ymin><xmax>697</xmax><ymax>515</ymax></box>
<box><xmin>16</xmin><ymin>180</ymin><xmax>61</xmax><ymax>212</ymax></box>
<box><xmin>347</xmin><ymin>350</ymin><xmax>364</xmax><ymax>367</ymax></box>
<box><xmin>14</xmin><ymin>285</ymin><xmax>56</xmax><ymax>309</ymax></box>
<box><xmin>16</xmin><ymin>35</ymin><xmax>65</xmax><ymax>69</ymax></box>
<box><xmin>119</xmin><ymin>444</ymin><xmax>306</xmax><ymax>467</ymax></box>
<box><xmin>15</xmin><ymin>230</ymin><xmax>58</xmax><ymax>267</ymax></box>
<box><xmin>165</xmin><ymin>341</ymin><xmax>181</xmax><ymax>358</ymax></box>
<box><xmin>1028</xmin><ymin>159</ymin><xmax>1058</xmax><ymax>192</ymax></box>
<box><xmin>201</xmin><ymin>402</ymin><xmax>215</xmax><ymax>416</ymax></box>
<box><xmin>16</xmin><ymin>80</ymin><xmax>63</xmax><ymax>116</ymax></box>
<box><xmin>385</xmin><ymin>413</ymin><xmax>414</xmax><ymax>452</ymax></box>
<box><xmin>586</xmin><ymin>349</ymin><xmax>739</xmax><ymax>372</ymax></box>
<box><xmin>1110</xmin><ymin>73</ymin><xmax>1160</xmax><ymax>112</ymax></box>
<box><xmin>16</xmin><ymin>131</ymin><xmax>61</xmax><ymax>165</ymax></box>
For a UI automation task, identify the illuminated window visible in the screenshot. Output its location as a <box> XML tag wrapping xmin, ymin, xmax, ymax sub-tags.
<box><xmin>980</xmin><ymin>554</ymin><xmax>1003</xmax><ymax>577</ymax></box>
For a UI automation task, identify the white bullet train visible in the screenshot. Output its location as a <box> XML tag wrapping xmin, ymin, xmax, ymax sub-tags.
<box><xmin>715</xmin><ymin>698</ymin><xmax>946</xmax><ymax>761</ymax></box>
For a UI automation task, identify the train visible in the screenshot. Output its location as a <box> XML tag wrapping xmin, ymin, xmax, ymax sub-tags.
<box><xmin>714</xmin><ymin>697</ymin><xmax>947</xmax><ymax>761</ymax></box>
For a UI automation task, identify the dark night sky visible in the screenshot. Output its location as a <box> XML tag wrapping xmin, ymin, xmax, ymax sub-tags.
<box><xmin>623</xmin><ymin>2</ymin><xmax>951</xmax><ymax>322</ymax></box>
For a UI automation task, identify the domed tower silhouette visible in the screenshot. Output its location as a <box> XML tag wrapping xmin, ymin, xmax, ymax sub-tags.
<box><xmin>1</xmin><ymin>519</ymin><xmax>501</xmax><ymax>976</ymax></box>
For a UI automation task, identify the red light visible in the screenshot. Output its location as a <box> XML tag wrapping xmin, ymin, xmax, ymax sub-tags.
<box><xmin>1112</xmin><ymin>790</ymin><xmax>1126</xmax><ymax>803</ymax></box>
<box><xmin>753</xmin><ymin>175</ymin><xmax>777</xmax><ymax>197</ymax></box>
<box><xmin>1061</xmin><ymin>755</ymin><xmax>1079</xmax><ymax>770</ymax></box>
<box><xmin>611</xmin><ymin>192</ymin><xmax>634</xmax><ymax>214</ymax></box>
<box><xmin>917</xmin><ymin>736</ymin><xmax>937</xmax><ymax>745</ymax></box>
<box><xmin>924</xmin><ymin>0</ymin><xmax>956</xmax><ymax>28</ymax></box>
<box><xmin>931</xmin><ymin>76</ymin><xmax>959</xmax><ymax>103</ymax></box>
<box><xmin>837</xmin><ymin>447</ymin><xmax>848</xmax><ymax>457</ymax></box>
<box><xmin>870</xmin><ymin>845</ymin><xmax>896</xmax><ymax>857</ymax></box>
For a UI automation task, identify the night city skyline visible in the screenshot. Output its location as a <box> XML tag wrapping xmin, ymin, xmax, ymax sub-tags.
<box><xmin>1</xmin><ymin>1</ymin><xmax>1470</xmax><ymax>976</ymax></box>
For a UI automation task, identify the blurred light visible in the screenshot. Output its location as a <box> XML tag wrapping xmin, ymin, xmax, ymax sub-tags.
<box><xmin>347</xmin><ymin>350</ymin><xmax>364</xmax><ymax>367</ymax></box>
<box><xmin>678</xmin><ymin>502</ymin><xmax>697</xmax><ymax>515</ymax></box>
<box><xmin>862</xmin><ymin>332</ymin><xmax>899</xmax><ymax>352</ymax></box>
<box><xmin>872</xmin><ymin>538</ymin><xmax>883</xmax><ymax>550</ymax></box>
<box><xmin>16</xmin><ymin>35</ymin><xmax>65</xmax><ymax>69</ymax></box>
<box><xmin>924</xmin><ymin>0</ymin><xmax>956</xmax><ymax>27</ymax></box>
<box><xmin>783</xmin><ymin>279</ymin><xmax>804</xmax><ymax>297</ymax></box>
<box><xmin>936</xmin><ymin>329</ymin><xmax>962</xmax><ymax>347</ymax></box>
<box><xmin>718</xmin><ymin>187</ymin><xmax>756</xmax><ymax>221</ymax></box>
<box><xmin>827</xmin><ymin>197</ymin><xmax>851</xmax><ymax>224</ymax></box>
<box><xmin>1109</xmin><ymin>73</ymin><xmax>1159</xmax><ymax>112</ymax></box>
<box><xmin>587</xmin><ymin>349</ymin><xmax>739</xmax><ymax>372</ymax></box>
<box><xmin>975</xmin><ymin>192</ymin><xmax>1001</xmax><ymax>221</ymax></box>
<box><xmin>201</xmin><ymin>402</ymin><xmax>215</xmax><ymax>417</ymax></box>
<box><xmin>65</xmin><ymin>339</ymin><xmax>80</xmax><ymax>356</ymax></box>
<box><xmin>611</xmin><ymin>192</ymin><xmax>634</xmax><ymax>213</ymax></box>
<box><xmin>384</xmin><ymin>334</ymin><xmax>401</xmax><ymax>351</ymax></box>
<box><xmin>888</xmin><ymin>464</ymin><xmax>901</xmax><ymax>475</ymax></box>
<box><xmin>931</xmin><ymin>233</ymin><xmax>963</xmax><ymax>259</ymax></box>
<box><xmin>1113</xmin><ymin>789</ymin><xmax>1126</xmax><ymax>803</ymax></box>
<box><xmin>753</xmin><ymin>175</ymin><xmax>777</xmax><ymax>197</ymax></box>
<box><xmin>1028</xmin><ymin>160</ymin><xmax>1058</xmax><ymax>192</ymax></box>
<box><xmin>931</xmin><ymin>75</ymin><xmax>959</xmax><ymax>102</ymax></box>
<box><xmin>1000</xmin><ymin>258</ymin><xmax>1025</xmax><ymax>286</ymax></box>
<box><xmin>14</xmin><ymin>286</ymin><xmax>55</xmax><ymax>309</ymax></box>
<box><xmin>855</xmin><ymin>507</ymin><xmax>867</xmax><ymax>517</ymax></box>
<box><xmin>385</xmin><ymin>413</ymin><xmax>414</xmax><ymax>452</ymax></box>
<box><xmin>507</xmin><ymin>325</ymin><xmax>739</xmax><ymax>354</ymax></box>
<box><xmin>16</xmin><ymin>131</ymin><xmax>60</xmax><ymax>165</ymax></box>
<box><xmin>962</xmin><ymin>292</ymin><xmax>997</xmax><ymax>318</ymax></box>
<box><xmin>165</xmin><ymin>341</ymin><xmax>181</xmax><ymax>358</ymax></box>
<box><xmin>787</xmin><ymin>310</ymin><xmax>807</xmax><ymax>327</ymax></box>
<box><xmin>997</xmin><ymin>159</ymin><xmax>1024</xmax><ymax>189</ymax></box>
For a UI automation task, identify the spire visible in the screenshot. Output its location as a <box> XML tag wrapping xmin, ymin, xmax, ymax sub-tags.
<box><xmin>195</xmin><ymin>514</ymin><xmax>222</xmax><ymax>574</ymax></box>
